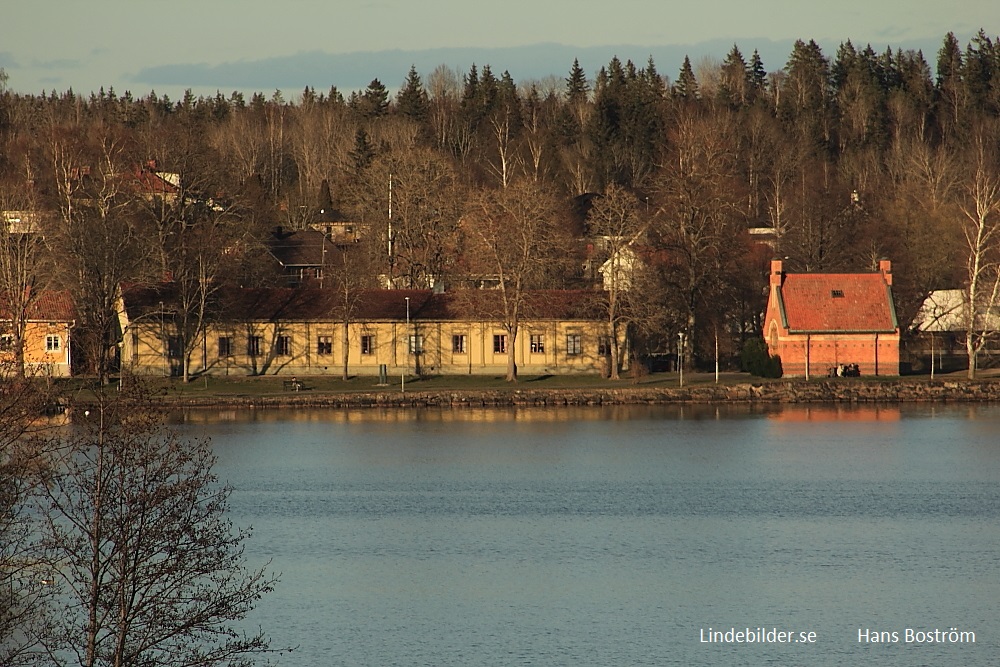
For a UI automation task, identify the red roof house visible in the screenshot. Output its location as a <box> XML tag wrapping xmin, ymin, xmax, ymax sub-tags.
<box><xmin>763</xmin><ymin>259</ymin><xmax>900</xmax><ymax>378</ymax></box>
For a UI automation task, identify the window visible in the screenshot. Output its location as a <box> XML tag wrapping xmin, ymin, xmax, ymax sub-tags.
<box><xmin>598</xmin><ymin>335</ymin><xmax>612</xmax><ymax>356</ymax></box>
<box><xmin>566</xmin><ymin>333</ymin><xmax>582</xmax><ymax>356</ymax></box>
<box><xmin>452</xmin><ymin>334</ymin><xmax>467</xmax><ymax>354</ymax></box>
<box><xmin>247</xmin><ymin>336</ymin><xmax>262</xmax><ymax>356</ymax></box>
<box><xmin>218</xmin><ymin>336</ymin><xmax>233</xmax><ymax>357</ymax></box>
<box><xmin>493</xmin><ymin>334</ymin><xmax>507</xmax><ymax>354</ymax></box>
<box><xmin>317</xmin><ymin>335</ymin><xmax>333</xmax><ymax>355</ymax></box>
<box><xmin>408</xmin><ymin>334</ymin><xmax>424</xmax><ymax>354</ymax></box>
<box><xmin>361</xmin><ymin>334</ymin><xmax>375</xmax><ymax>355</ymax></box>
<box><xmin>530</xmin><ymin>334</ymin><xmax>545</xmax><ymax>354</ymax></box>
<box><xmin>45</xmin><ymin>335</ymin><xmax>62</xmax><ymax>353</ymax></box>
<box><xmin>167</xmin><ymin>335</ymin><xmax>183</xmax><ymax>359</ymax></box>
<box><xmin>831</xmin><ymin>289</ymin><xmax>844</xmax><ymax>298</ymax></box>
<box><xmin>0</xmin><ymin>334</ymin><xmax>13</xmax><ymax>351</ymax></box>
<box><xmin>276</xmin><ymin>335</ymin><xmax>292</xmax><ymax>356</ymax></box>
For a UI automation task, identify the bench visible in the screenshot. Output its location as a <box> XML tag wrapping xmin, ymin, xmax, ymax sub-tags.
<box><xmin>282</xmin><ymin>380</ymin><xmax>305</xmax><ymax>391</ymax></box>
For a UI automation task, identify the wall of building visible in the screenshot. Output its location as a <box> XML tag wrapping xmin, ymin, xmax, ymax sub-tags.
<box><xmin>122</xmin><ymin>318</ymin><xmax>614</xmax><ymax>377</ymax></box>
<box><xmin>1</xmin><ymin>321</ymin><xmax>73</xmax><ymax>377</ymax></box>
<box><xmin>770</xmin><ymin>331</ymin><xmax>901</xmax><ymax>377</ymax></box>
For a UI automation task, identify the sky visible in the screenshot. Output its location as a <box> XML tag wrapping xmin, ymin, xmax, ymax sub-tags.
<box><xmin>3</xmin><ymin>0</ymin><xmax>997</xmax><ymax>100</ymax></box>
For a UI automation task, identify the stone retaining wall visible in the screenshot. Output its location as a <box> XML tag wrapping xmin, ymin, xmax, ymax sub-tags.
<box><xmin>163</xmin><ymin>379</ymin><xmax>1000</xmax><ymax>409</ymax></box>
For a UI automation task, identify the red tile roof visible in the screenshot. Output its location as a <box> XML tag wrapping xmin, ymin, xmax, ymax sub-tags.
<box><xmin>0</xmin><ymin>290</ymin><xmax>76</xmax><ymax>322</ymax></box>
<box><xmin>777</xmin><ymin>273</ymin><xmax>897</xmax><ymax>332</ymax></box>
<box><xmin>132</xmin><ymin>166</ymin><xmax>179</xmax><ymax>196</ymax></box>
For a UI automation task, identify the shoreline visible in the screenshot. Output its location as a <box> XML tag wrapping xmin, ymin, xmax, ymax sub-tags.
<box><xmin>143</xmin><ymin>378</ymin><xmax>1000</xmax><ymax>409</ymax></box>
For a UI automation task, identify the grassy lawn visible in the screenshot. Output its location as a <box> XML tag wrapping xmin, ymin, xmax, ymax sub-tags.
<box><xmin>54</xmin><ymin>370</ymin><xmax>763</xmax><ymax>399</ymax></box>
<box><xmin>50</xmin><ymin>368</ymin><xmax>999</xmax><ymax>402</ymax></box>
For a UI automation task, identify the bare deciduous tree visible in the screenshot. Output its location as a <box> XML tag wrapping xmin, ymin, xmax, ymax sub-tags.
<box><xmin>586</xmin><ymin>184</ymin><xmax>646</xmax><ymax>379</ymax></box>
<box><xmin>955</xmin><ymin>125</ymin><xmax>1000</xmax><ymax>378</ymax></box>
<box><xmin>464</xmin><ymin>182</ymin><xmax>570</xmax><ymax>381</ymax></box>
<box><xmin>31</xmin><ymin>384</ymin><xmax>278</xmax><ymax>667</ymax></box>
<box><xmin>351</xmin><ymin>148</ymin><xmax>465</xmax><ymax>289</ymax></box>
<box><xmin>0</xmin><ymin>158</ymin><xmax>49</xmax><ymax>378</ymax></box>
<box><xmin>0</xmin><ymin>377</ymin><xmax>59</xmax><ymax>667</ymax></box>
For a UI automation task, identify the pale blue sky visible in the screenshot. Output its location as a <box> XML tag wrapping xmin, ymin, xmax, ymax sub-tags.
<box><xmin>3</xmin><ymin>1</ymin><xmax>996</xmax><ymax>98</ymax></box>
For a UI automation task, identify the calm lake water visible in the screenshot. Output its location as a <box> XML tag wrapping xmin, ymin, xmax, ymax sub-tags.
<box><xmin>176</xmin><ymin>404</ymin><xmax>1000</xmax><ymax>667</ymax></box>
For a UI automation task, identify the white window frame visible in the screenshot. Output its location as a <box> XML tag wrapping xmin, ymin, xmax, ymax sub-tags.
<box><xmin>566</xmin><ymin>333</ymin><xmax>582</xmax><ymax>356</ymax></box>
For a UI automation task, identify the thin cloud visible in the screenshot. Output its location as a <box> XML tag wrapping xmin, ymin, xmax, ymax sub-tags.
<box><xmin>33</xmin><ymin>58</ymin><xmax>83</xmax><ymax>71</ymax></box>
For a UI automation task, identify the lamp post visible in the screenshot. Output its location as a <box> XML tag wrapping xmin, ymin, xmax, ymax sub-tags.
<box><xmin>930</xmin><ymin>330</ymin><xmax>935</xmax><ymax>380</ymax></box>
<box><xmin>159</xmin><ymin>301</ymin><xmax>166</xmax><ymax>377</ymax></box>
<box><xmin>677</xmin><ymin>331</ymin><xmax>685</xmax><ymax>387</ymax></box>
<box><xmin>402</xmin><ymin>296</ymin><xmax>410</xmax><ymax>393</ymax></box>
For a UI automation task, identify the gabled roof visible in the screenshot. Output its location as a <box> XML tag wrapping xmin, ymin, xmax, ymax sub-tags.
<box><xmin>132</xmin><ymin>165</ymin><xmax>179</xmax><ymax>197</ymax></box>
<box><xmin>0</xmin><ymin>290</ymin><xmax>76</xmax><ymax>322</ymax></box>
<box><xmin>912</xmin><ymin>289</ymin><xmax>1000</xmax><ymax>332</ymax></box>
<box><xmin>776</xmin><ymin>273</ymin><xmax>897</xmax><ymax>333</ymax></box>
<box><xmin>266</xmin><ymin>229</ymin><xmax>345</xmax><ymax>268</ymax></box>
<box><xmin>119</xmin><ymin>285</ymin><xmax>603</xmax><ymax>323</ymax></box>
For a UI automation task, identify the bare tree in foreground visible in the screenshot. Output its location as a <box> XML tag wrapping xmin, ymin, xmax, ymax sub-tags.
<box><xmin>30</xmin><ymin>382</ymin><xmax>278</xmax><ymax>667</ymax></box>
<box><xmin>1</xmin><ymin>377</ymin><xmax>60</xmax><ymax>667</ymax></box>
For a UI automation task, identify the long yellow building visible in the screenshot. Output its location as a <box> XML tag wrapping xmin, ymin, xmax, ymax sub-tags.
<box><xmin>117</xmin><ymin>285</ymin><xmax>616</xmax><ymax>377</ymax></box>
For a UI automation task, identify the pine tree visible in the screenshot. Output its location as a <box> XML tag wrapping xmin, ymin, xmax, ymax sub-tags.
<box><xmin>361</xmin><ymin>78</ymin><xmax>389</xmax><ymax>118</ymax></box>
<box><xmin>719</xmin><ymin>44</ymin><xmax>750</xmax><ymax>106</ymax></box>
<box><xmin>349</xmin><ymin>127</ymin><xmax>375</xmax><ymax>174</ymax></box>
<box><xmin>674</xmin><ymin>55</ymin><xmax>699</xmax><ymax>99</ymax></box>
<box><xmin>643</xmin><ymin>56</ymin><xmax>666</xmax><ymax>97</ymax></box>
<box><xmin>396</xmin><ymin>65</ymin><xmax>429</xmax><ymax>120</ymax></box>
<box><xmin>935</xmin><ymin>31</ymin><xmax>967</xmax><ymax>136</ymax></box>
<box><xmin>749</xmin><ymin>50</ymin><xmax>768</xmax><ymax>99</ymax></box>
<box><xmin>566</xmin><ymin>58</ymin><xmax>589</xmax><ymax>102</ymax></box>
<box><xmin>964</xmin><ymin>29</ymin><xmax>998</xmax><ymax>113</ymax></box>
<box><xmin>462</xmin><ymin>63</ymin><xmax>480</xmax><ymax>108</ymax></box>
<box><xmin>832</xmin><ymin>40</ymin><xmax>859</xmax><ymax>90</ymax></box>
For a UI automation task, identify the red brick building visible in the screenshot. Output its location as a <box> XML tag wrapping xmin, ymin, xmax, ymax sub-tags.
<box><xmin>764</xmin><ymin>259</ymin><xmax>900</xmax><ymax>378</ymax></box>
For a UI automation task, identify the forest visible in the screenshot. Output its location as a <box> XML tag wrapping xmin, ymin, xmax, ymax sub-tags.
<box><xmin>1</xmin><ymin>29</ymin><xmax>999</xmax><ymax>377</ymax></box>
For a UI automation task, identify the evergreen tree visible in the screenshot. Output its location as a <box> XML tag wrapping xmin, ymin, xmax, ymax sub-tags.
<box><xmin>674</xmin><ymin>55</ymin><xmax>699</xmax><ymax>99</ymax></box>
<box><xmin>832</xmin><ymin>40</ymin><xmax>859</xmax><ymax>90</ymax></box>
<box><xmin>749</xmin><ymin>50</ymin><xmax>768</xmax><ymax>99</ymax></box>
<box><xmin>935</xmin><ymin>31</ymin><xmax>967</xmax><ymax>136</ymax></box>
<box><xmin>719</xmin><ymin>44</ymin><xmax>751</xmax><ymax>106</ymax></box>
<box><xmin>936</xmin><ymin>31</ymin><xmax>964</xmax><ymax>88</ymax></box>
<box><xmin>479</xmin><ymin>64</ymin><xmax>500</xmax><ymax>113</ymax></box>
<box><xmin>783</xmin><ymin>39</ymin><xmax>831</xmax><ymax>113</ymax></box>
<box><xmin>643</xmin><ymin>56</ymin><xmax>667</xmax><ymax>97</ymax></box>
<box><xmin>964</xmin><ymin>29</ymin><xmax>998</xmax><ymax>113</ymax></box>
<box><xmin>361</xmin><ymin>78</ymin><xmax>389</xmax><ymax>118</ymax></box>
<box><xmin>566</xmin><ymin>58</ymin><xmax>589</xmax><ymax>102</ymax></box>
<box><xmin>462</xmin><ymin>63</ymin><xmax>480</xmax><ymax>109</ymax></box>
<box><xmin>349</xmin><ymin>127</ymin><xmax>376</xmax><ymax>174</ymax></box>
<box><xmin>318</xmin><ymin>179</ymin><xmax>334</xmax><ymax>210</ymax></box>
<box><xmin>396</xmin><ymin>65</ymin><xmax>429</xmax><ymax>120</ymax></box>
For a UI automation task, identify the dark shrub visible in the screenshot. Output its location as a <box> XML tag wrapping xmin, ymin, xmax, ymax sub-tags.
<box><xmin>741</xmin><ymin>338</ymin><xmax>782</xmax><ymax>378</ymax></box>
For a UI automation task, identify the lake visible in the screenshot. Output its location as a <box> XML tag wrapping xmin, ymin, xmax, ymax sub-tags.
<box><xmin>177</xmin><ymin>403</ymin><xmax>1000</xmax><ymax>666</ymax></box>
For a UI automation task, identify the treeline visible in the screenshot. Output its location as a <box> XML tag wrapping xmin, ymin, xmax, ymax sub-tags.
<box><xmin>1</xmin><ymin>30</ymin><xmax>999</xmax><ymax>374</ymax></box>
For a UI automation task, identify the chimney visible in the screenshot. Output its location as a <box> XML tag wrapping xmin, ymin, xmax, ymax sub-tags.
<box><xmin>879</xmin><ymin>258</ymin><xmax>892</xmax><ymax>285</ymax></box>
<box><xmin>770</xmin><ymin>258</ymin><xmax>784</xmax><ymax>287</ymax></box>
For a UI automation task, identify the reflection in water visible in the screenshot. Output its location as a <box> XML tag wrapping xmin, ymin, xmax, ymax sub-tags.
<box><xmin>173</xmin><ymin>402</ymin><xmax>802</xmax><ymax>426</ymax></box>
<box><xmin>769</xmin><ymin>405</ymin><xmax>902</xmax><ymax>422</ymax></box>
<box><xmin>185</xmin><ymin>404</ymin><xmax>1000</xmax><ymax>667</ymax></box>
